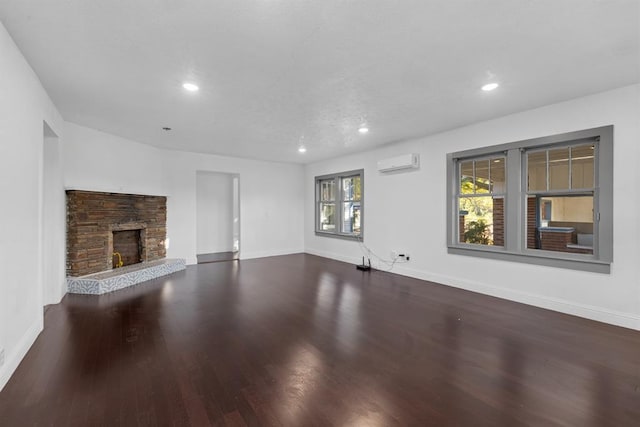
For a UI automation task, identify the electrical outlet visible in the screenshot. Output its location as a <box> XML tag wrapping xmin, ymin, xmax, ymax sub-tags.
<box><xmin>397</xmin><ymin>252</ymin><xmax>410</xmax><ymax>261</ymax></box>
<box><xmin>392</xmin><ymin>250</ymin><xmax>411</xmax><ymax>261</ymax></box>
<box><xmin>0</xmin><ymin>348</ymin><xmax>5</xmax><ymax>367</ymax></box>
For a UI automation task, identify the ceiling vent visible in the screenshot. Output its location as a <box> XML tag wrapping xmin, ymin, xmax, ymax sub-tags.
<box><xmin>377</xmin><ymin>153</ymin><xmax>420</xmax><ymax>173</ymax></box>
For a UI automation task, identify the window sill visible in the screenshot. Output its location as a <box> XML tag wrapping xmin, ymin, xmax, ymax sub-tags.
<box><xmin>566</xmin><ymin>244</ymin><xmax>593</xmax><ymax>250</ymax></box>
<box><xmin>448</xmin><ymin>245</ymin><xmax>610</xmax><ymax>273</ymax></box>
<box><xmin>315</xmin><ymin>231</ymin><xmax>362</xmax><ymax>241</ymax></box>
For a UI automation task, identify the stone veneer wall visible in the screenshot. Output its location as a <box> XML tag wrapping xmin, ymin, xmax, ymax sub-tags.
<box><xmin>66</xmin><ymin>190</ymin><xmax>167</xmax><ymax>276</ymax></box>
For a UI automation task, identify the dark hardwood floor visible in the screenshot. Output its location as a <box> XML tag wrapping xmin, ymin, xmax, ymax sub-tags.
<box><xmin>1</xmin><ymin>254</ymin><xmax>639</xmax><ymax>426</ymax></box>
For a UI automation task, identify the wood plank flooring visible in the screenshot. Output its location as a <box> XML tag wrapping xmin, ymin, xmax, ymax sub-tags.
<box><xmin>1</xmin><ymin>254</ymin><xmax>639</xmax><ymax>426</ymax></box>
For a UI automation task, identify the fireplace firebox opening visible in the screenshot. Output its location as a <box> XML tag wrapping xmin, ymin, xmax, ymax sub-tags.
<box><xmin>112</xmin><ymin>229</ymin><xmax>142</xmax><ymax>268</ymax></box>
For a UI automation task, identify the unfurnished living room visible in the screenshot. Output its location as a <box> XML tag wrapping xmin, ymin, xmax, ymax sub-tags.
<box><xmin>0</xmin><ymin>1</ymin><xmax>639</xmax><ymax>426</ymax></box>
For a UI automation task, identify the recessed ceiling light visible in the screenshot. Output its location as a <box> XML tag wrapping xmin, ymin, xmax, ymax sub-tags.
<box><xmin>182</xmin><ymin>82</ymin><xmax>199</xmax><ymax>92</ymax></box>
<box><xmin>481</xmin><ymin>83</ymin><xmax>499</xmax><ymax>91</ymax></box>
<box><xmin>298</xmin><ymin>147</ymin><xmax>307</xmax><ymax>153</ymax></box>
<box><xmin>358</xmin><ymin>127</ymin><xmax>369</xmax><ymax>134</ymax></box>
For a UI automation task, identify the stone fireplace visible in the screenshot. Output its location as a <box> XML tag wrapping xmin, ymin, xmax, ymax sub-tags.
<box><xmin>66</xmin><ymin>190</ymin><xmax>167</xmax><ymax>277</ymax></box>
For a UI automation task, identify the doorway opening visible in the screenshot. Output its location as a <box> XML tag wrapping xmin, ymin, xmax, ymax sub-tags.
<box><xmin>195</xmin><ymin>172</ymin><xmax>240</xmax><ymax>263</ymax></box>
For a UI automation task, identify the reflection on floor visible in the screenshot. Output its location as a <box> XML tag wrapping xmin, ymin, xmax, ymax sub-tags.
<box><xmin>1</xmin><ymin>254</ymin><xmax>639</xmax><ymax>426</ymax></box>
<box><xmin>196</xmin><ymin>251</ymin><xmax>239</xmax><ymax>264</ymax></box>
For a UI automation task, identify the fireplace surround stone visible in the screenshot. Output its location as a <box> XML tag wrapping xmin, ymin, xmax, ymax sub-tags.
<box><xmin>66</xmin><ymin>190</ymin><xmax>167</xmax><ymax>277</ymax></box>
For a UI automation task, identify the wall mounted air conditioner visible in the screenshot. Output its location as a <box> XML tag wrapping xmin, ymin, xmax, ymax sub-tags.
<box><xmin>377</xmin><ymin>153</ymin><xmax>420</xmax><ymax>173</ymax></box>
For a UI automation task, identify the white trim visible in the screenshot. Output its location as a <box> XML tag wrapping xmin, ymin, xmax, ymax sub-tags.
<box><xmin>304</xmin><ymin>248</ymin><xmax>362</xmax><ymax>266</ymax></box>
<box><xmin>239</xmin><ymin>248</ymin><xmax>305</xmax><ymax>261</ymax></box>
<box><xmin>304</xmin><ymin>250</ymin><xmax>640</xmax><ymax>331</ymax></box>
<box><xmin>55</xmin><ymin>282</ymin><xmax>67</xmax><ymax>305</ymax></box>
<box><xmin>0</xmin><ymin>319</ymin><xmax>43</xmax><ymax>392</ymax></box>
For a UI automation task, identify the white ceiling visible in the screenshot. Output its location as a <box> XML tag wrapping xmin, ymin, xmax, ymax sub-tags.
<box><xmin>1</xmin><ymin>1</ymin><xmax>638</xmax><ymax>164</ymax></box>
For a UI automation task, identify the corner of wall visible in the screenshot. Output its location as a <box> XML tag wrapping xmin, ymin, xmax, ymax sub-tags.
<box><xmin>0</xmin><ymin>318</ymin><xmax>42</xmax><ymax>391</ymax></box>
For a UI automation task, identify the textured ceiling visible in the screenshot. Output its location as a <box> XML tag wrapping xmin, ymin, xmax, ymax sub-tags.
<box><xmin>0</xmin><ymin>1</ymin><xmax>638</xmax><ymax>163</ymax></box>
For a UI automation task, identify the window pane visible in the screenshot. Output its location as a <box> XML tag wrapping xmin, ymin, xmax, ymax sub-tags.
<box><xmin>527</xmin><ymin>151</ymin><xmax>547</xmax><ymax>191</ymax></box>
<box><xmin>549</xmin><ymin>147</ymin><xmax>570</xmax><ymax>190</ymax></box>
<box><xmin>571</xmin><ymin>144</ymin><xmax>595</xmax><ymax>189</ymax></box>
<box><xmin>342</xmin><ymin>202</ymin><xmax>361</xmax><ymax>234</ymax></box>
<box><xmin>342</xmin><ymin>176</ymin><xmax>361</xmax><ymax>201</ymax></box>
<box><xmin>320</xmin><ymin>180</ymin><xmax>335</xmax><ymax>201</ymax></box>
<box><xmin>460</xmin><ymin>161</ymin><xmax>474</xmax><ymax>194</ymax></box>
<box><xmin>475</xmin><ymin>160</ymin><xmax>490</xmax><ymax>194</ymax></box>
<box><xmin>490</xmin><ymin>157</ymin><xmax>505</xmax><ymax>193</ymax></box>
<box><xmin>458</xmin><ymin>196</ymin><xmax>504</xmax><ymax>246</ymax></box>
<box><xmin>342</xmin><ymin>177</ymin><xmax>353</xmax><ymax>200</ymax></box>
<box><xmin>527</xmin><ymin>195</ymin><xmax>593</xmax><ymax>254</ymax></box>
<box><xmin>319</xmin><ymin>203</ymin><xmax>335</xmax><ymax>231</ymax></box>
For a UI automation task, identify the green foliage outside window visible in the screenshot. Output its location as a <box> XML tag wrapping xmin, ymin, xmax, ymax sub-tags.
<box><xmin>464</xmin><ymin>220</ymin><xmax>492</xmax><ymax>245</ymax></box>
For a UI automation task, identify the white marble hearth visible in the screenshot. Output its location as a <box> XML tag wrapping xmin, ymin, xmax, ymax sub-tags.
<box><xmin>67</xmin><ymin>258</ymin><xmax>186</xmax><ymax>295</ymax></box>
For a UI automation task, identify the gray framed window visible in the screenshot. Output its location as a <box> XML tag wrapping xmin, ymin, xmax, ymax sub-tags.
<box><xmin>447</xmin><ymin>126</ymin><xmax>613</xmax><ymax>273</ymax></box>
<box><xmin>315</xmin><ymin>170</ymin><xmax>363</xmax><ymax>239</ymax></box>
<box><xmin>525</xmin><ymin>142</ymin><xmax>596</xmax><ymax>256</ymax></box>
<box><xmin>457</xmin><ymin>155</ymin><xmax>506</xmax><ymax>247</ymax></box>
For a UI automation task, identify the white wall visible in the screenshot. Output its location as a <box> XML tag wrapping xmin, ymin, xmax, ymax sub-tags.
<box><xmin>62</xmin><ymin>122</ymin><xmax>305</xmax><ymax>265</ymax></box>
<box><xmin>0</xmin><ymin>22</ymin><xmax>64</xmax><ymax>390</ymax></box>
<box><xmin>305</xmin><ymin>84</ymin><xmax>640</xmax><ymax>330</ymax></box>
<box><xmin>196</xmin><ymin>172</ymin><xmax>234</xmax><ymax>254</ymax></box>
<box><xmin>163</xmin><ymin>148</ymin><xmax>305</xmax><ymax>263</ymax></box>
<box><xmin>62</xmin><ymin>122</ymin><xmax>168</xmax><ymax>196</ymax></box>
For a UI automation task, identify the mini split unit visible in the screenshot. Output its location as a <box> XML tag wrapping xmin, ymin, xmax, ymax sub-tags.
<box><xmin>377</xmin><ymin>153</ymin><xmax>420</xmax><ymax>173</ymax></box>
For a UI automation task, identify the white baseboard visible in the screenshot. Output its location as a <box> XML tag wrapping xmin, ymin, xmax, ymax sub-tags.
<box><xmin>240</xmin><ymin>248</ymin><xmax>304</xmax><ymax>261</ymax></box>
<box><xmin>305</xmin><ymin>248</ymin><xmax>362</xmax><ymax>265</ymax></box>
<box><xmin>304</xmin><ymin>249</ymin><xmax>640</xmax><ymax>331</ymax></box>
<box><xmin>0</xmin><ymin>319</ymin><xmax>43</xmax><ymax>392</ymax></box>
<box><xmin>187</xmin><ymin>249</ymin><xmax>305</xmax><ymax>265</ymax></box>
<box><xmin>57</xmin><ymin>287</ymin><xmax>67</xmax><ymax>304</ymax></box>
